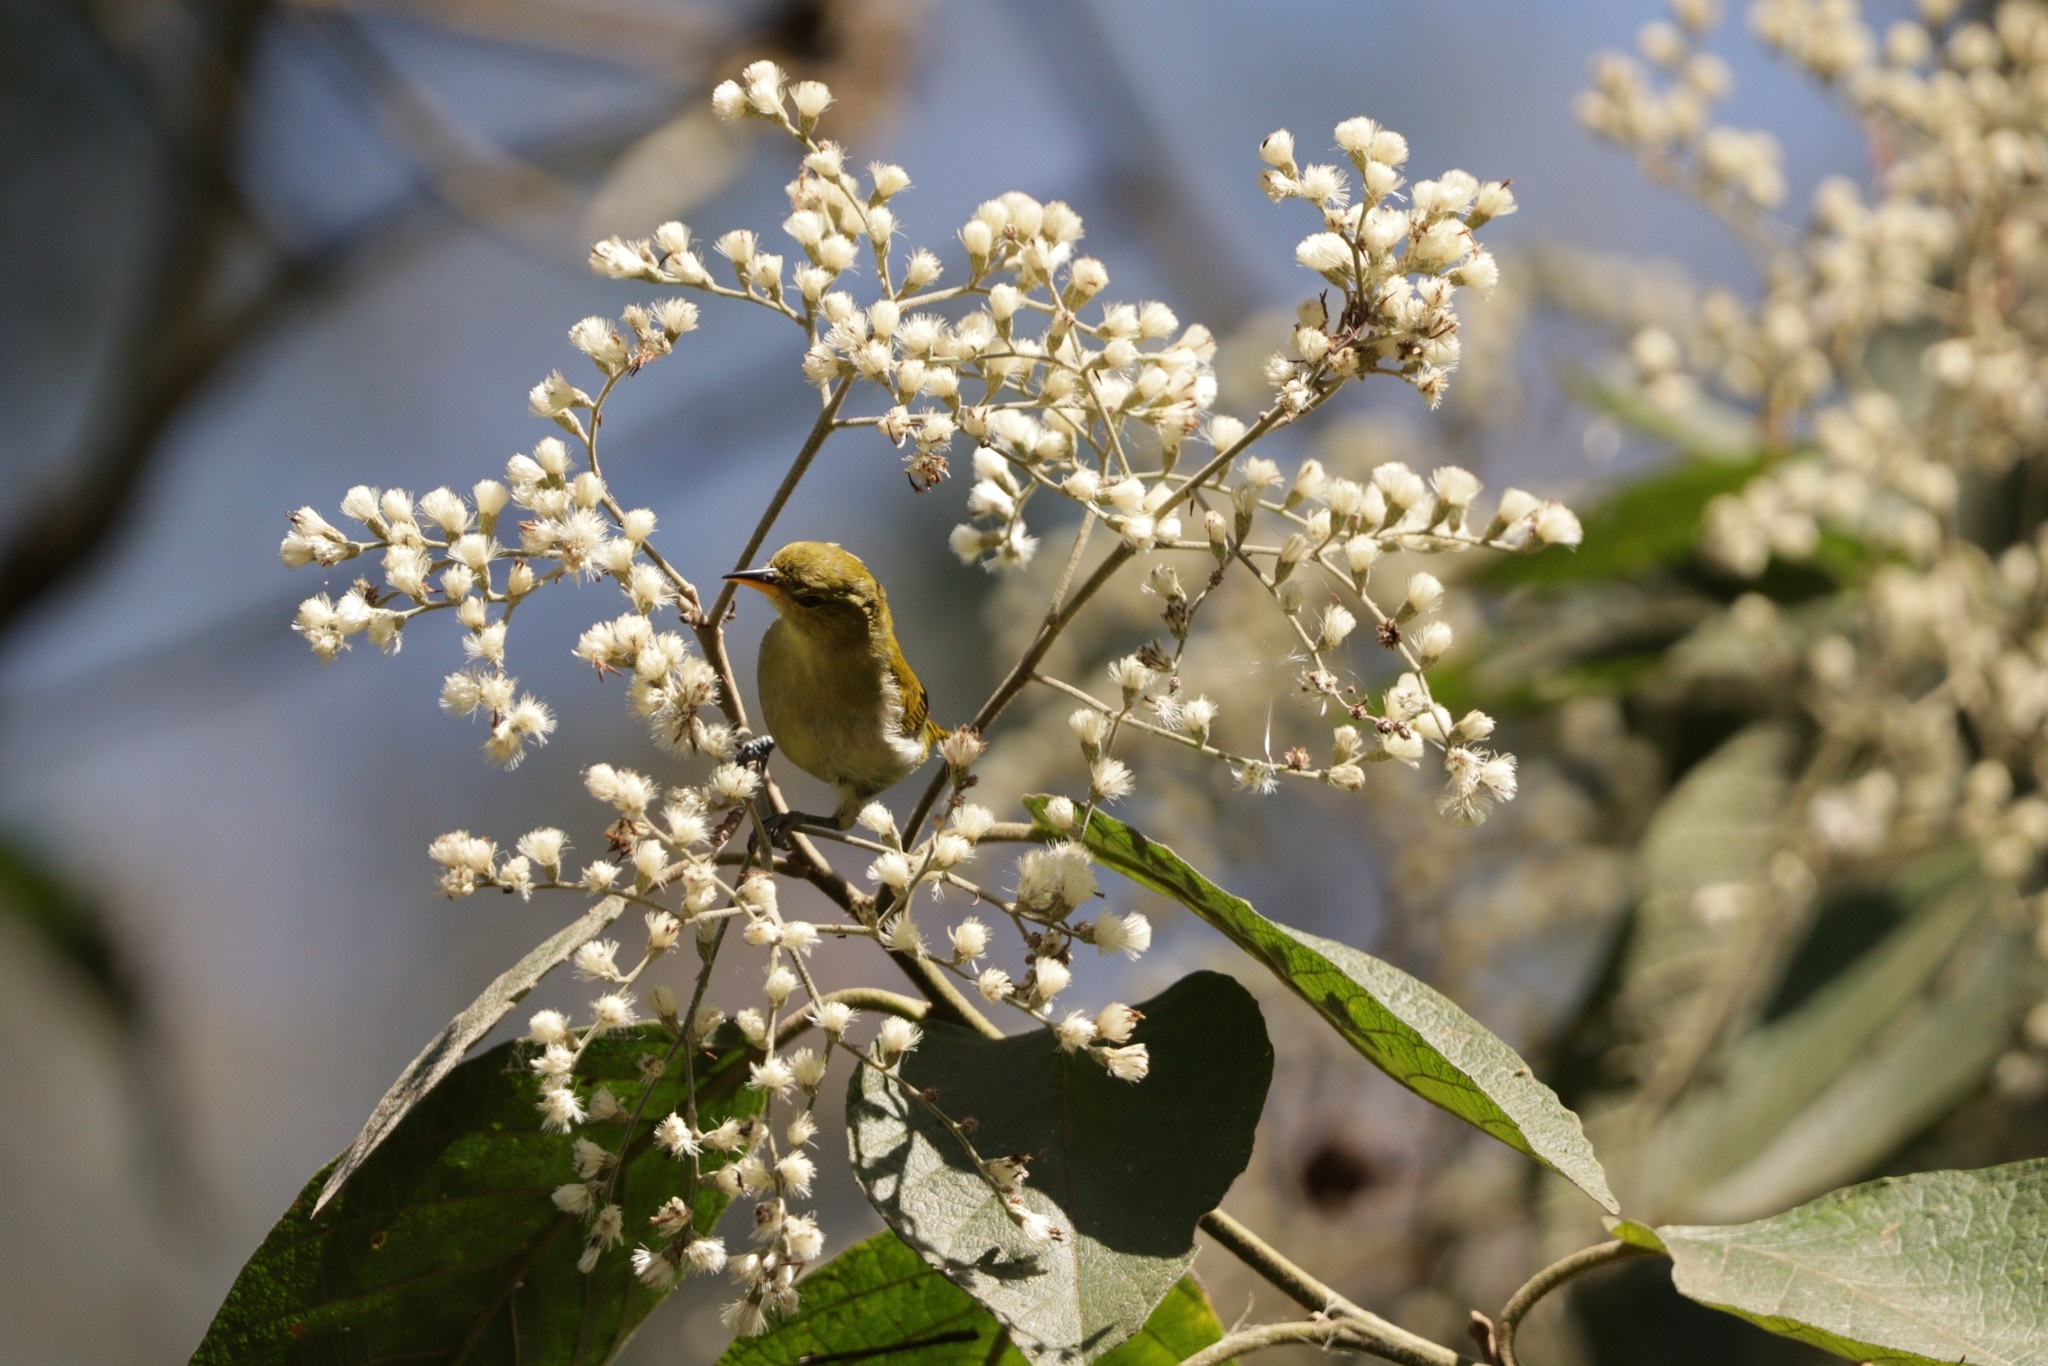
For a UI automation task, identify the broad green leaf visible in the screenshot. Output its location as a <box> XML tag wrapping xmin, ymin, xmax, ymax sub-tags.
<box><xmin>718</xmin><ymin>1231</ymin><xmax>1229</xmax><ymax>1366</ymax></box>
<box><xmin>314</xmin><ymin>896</ymin><xmax>631</xmax><ymax>1213</ymax></box>
<box><xmin>195</xmin><ymin>1024</ymin><xmax>759</xmax><ymax>1365</ymax></box>
<box><xmin>1040</xmin><ymin>800</ymin><xmax>1616</xmax><ymax>1214</ymax></box>
<box><xmin>846</xmin><ymin>971</ymin><xmax>1270</xmax><ymax>1366</ymax></box>
<box><xmin>1646</xmin><ymin>861</ymin><xmax>2015</xmax><ymax>1221</ymax></box>
<box><xmin>1689</xmin><ymin>919</ymin><xmax>2027</xmax><ymax>1224</ymax></box>
<box><xmin>1615</xmin><ymin>724</ymin><xmax>1793</xmax><ymax>1070</ymax></box>
<box><xmin>1659</xmin><ymin>1159</ymin><xmax>2048</xmax><ymax>1366</ymax></box>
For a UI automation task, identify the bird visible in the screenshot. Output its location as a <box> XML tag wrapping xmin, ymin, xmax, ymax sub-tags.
<box><xmin>724</xmin><ymin>541</ymin><xmax>944</xmax><ymax>834</ymax></box>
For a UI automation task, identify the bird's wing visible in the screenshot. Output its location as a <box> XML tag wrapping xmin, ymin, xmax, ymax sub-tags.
<box><xmin>890</xmin><ymin>653</ymin><xmax>941</xmax><ymax>743</ymax></box>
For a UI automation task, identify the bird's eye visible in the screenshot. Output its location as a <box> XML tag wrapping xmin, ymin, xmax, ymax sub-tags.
<box><xmin>794</xmin><ymin>592</ymin><xmax>827</xmax><ymax>609</ymax></box>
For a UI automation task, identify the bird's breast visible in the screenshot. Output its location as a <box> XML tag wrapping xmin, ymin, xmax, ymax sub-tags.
<box><xmin>758</xmin><ymin>619</ymin><xmax>928</xmax><ymax>798</ymax></box>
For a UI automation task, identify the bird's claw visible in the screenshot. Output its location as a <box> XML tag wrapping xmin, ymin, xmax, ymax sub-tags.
<box><xmin>737</xmin><ymin>734</ymin><xmax>777</xmax><ymax>770</ymax></box>
<box><xmin>761</xmin><ymin>809</ymin><xmax>805</xmax><ymax>850</ymax></box>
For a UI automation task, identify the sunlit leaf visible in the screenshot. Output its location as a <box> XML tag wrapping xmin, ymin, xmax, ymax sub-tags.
<box><xmin>1041</xmin><ymin>800</ymin><xmax>1616</xmax><ymax>1214</ymax></box>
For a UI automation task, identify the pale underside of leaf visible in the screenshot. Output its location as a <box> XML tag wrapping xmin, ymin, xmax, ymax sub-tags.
<box><xmin>717</xmin><ymin>1231</ymin><xmax>1228</xmax><ymax>1366</ymax></box>
<box><xmin>1688</xmin><ymin>918</ymin><xmax>2022</xmax><ymax>1223</ymax></box>
<box><xmin>846</xmin><ymin>971</ymin><xmax>1270</xmax><ymax>1366</ymax></box>
<box><xmin>1660</xmin><ymin>1159</ymin><xmax>2048</xmax><ymax>1366</ymax></box>
<box><xmin>313</xmin><ymin>896</ymin><xmax>629</xmax><ymax>1214</ymax></box>
<box><xmin>1619</xmin><ymin>724</ymin><xmax>1793</xmax><ymax>1067</ymax></box>
<box><xmin>1638</xmin><ymin>861</ymin><xmax>2020</xmax><ymax>1222</ymax></box>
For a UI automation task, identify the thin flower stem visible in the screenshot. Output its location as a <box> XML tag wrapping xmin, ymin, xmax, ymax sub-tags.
<box><xmin>597</xmin><ymin>915</ymin><xmax>731</xmax><ymax>1213</ymax></box>
<box><xmin>1199</xmin><ymin>1209</ymin><xmax>1471</xmax><ymax>1366</ymax></box>
<box><xmin>1033</xmin><ymin>673</ymin><xmax>1334</xmax><ymax>783</ymax></box>
<box><xmin>1047</xmin><ymin>506</ymin><xmax>1099</xmax><ymax>619</ymax></box>
<box><xmin>1495</xmin><ymin>1240</ymin><xmax>1657</xmax><ymax>1366</ymax></box>
<box><xmin>817</xmin><ymin>987</ymin><xmax>929</xmax><ymax>1020</ymax></box>
<box><xmin>1177</xmin><ymin>1320</ymin><xmax>1365</xmax><ymax>1366</ymax></box>
<box><xmin>898</xmin><ymin>397</ymin><xmax>1312</xmax><ymax>850</ymax></box>
<box><xmin>935</xmin><ymin>956</ymin><xmax>1053</xmax><ymax>1026</ymax></box>
<box><xmin>706</xmin><ymin>377</ymin><xmax>854</xmax><ymax>627</ymax></box>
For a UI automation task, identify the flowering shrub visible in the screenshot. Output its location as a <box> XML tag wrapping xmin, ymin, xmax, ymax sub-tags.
<box><xmin>198</xmin><ymin>14</ymin><xmax>2048</xmax><ymax>1366</ymax></box>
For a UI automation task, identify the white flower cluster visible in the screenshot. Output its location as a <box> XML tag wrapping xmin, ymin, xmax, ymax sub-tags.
<box><xmin>445</xmin><ymin>780</ymin><xmax>868</xmax><ymax>1319</ymax></box>
<box><xmin>1578</xmin><ymin>0</ymin><xmax>2048</xmax><ymax>1090</ymax></box>
<box><xmin>283</xmin><ymin>57</ymin><xmax>1567</xmax><ymax>1339</ymax></box>
<box><xmin>282</xmin><ymin>296</ymin><xmax>720</xmax><ymax>769</ymax></box>
<box><xmin>1025</xmin><ymin>453</ymin><xmax>1572</xmax><ymax>830</ymax></box>
<box><xmin>849</xmin><ymin>790</ymin><xmax>1151</xmax><ymax>1085</ymax></box>
<box><xmin>1265</xmin><ymin>119</ymin><xmax>1514</xmax><ymax>410</ymax></box>
<box><xmin>1577</xmin><ymin>0</ymin><xmax>1788</xmax><ymax>214</ymax></box>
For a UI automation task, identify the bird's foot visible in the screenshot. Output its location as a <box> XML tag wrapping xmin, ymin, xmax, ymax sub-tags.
<box><xmin>760</xmin><ymin>808</ymin><xmax>837</xmax><ymax>851</ymax></box>
<box><xmin>736</xmin><ymin>734</ymin><xmax>777</xmax><ymax>770</ymax></box>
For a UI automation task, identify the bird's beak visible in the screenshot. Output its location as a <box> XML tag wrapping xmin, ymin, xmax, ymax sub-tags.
<box><xmin>724</xmin><ymin>567</ymin><xmax>780</xmax><ymax>593</ymax></box>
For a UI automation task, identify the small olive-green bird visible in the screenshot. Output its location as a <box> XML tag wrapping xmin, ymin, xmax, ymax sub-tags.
<box><xmin>725</xmin><ymin>541</ymin><xmax>944</xmax><ymax>830</ymax></box>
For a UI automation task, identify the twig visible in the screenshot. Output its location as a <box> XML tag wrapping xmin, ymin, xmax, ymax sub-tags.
<box><xmin>1179</xmin><ymin>1319</ymin><xmax>1364</xmax><ymax>1366</ymax></box>
<box><xmin>0</xmin><ymin>0</ymin><xmax>275</xmax><ymax>645</ymax></box>
<box><xmin>897</xmin><ymin>400</ymin><xmax>1304</xmax><ymax>848</ymax></box>
<box><xmin>815</xmin><ymin>987</ymin><xmax>928</xmax><ymax>1020</ymax></box>
<box><xmin>704</xmin><ymin>378</ymin><xmax>854</xmax><ymax>627</ymax></box>
<box><xmin>1198</xmin><ymin>1210</ymin><xmax>1471</xmax><ymax>1366</ymax></box>
<box><xmin>1495</xmin><ymin>1240</ymin><xmax>1658</xmax><ymax>1366</ymax></box>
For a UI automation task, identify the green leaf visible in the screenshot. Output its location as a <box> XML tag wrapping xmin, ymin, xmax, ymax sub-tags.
<box><xmin>1645</xmin><ymin>861</ymin><xmax>2023</xmax><ymax>1222</ymax></box>
<box><xmin>1659</xmin><ymin>1159</ymin><xmax>2048</xmax><ymax>1365</ymax></box>
<box><xmin>718</xmin><ymin>1231</ymin><xmax>1229</xmax><ymax>1366</ymax></box>
<box><xmin>1614</xmin><ymin>724</ymin><xmax>1794</xmax><ymax>1071</ymax></box>
<box><xmin>194</xmin><ymin>1024</ymin><xmax>760</xmax><ymax>1365</ymax></box>
<box><xmin>1039</xmin><ymin>800</ymin><xmax>1616</xmax><ymax>1214</ymax></box>
<box><xmin>1686</xmin><ymin>917</ymin><xmax>2028</xmax><ymax>1225</ymax></box>
<box><xmin>313</xmin><ymin>896</ymin><xmax>632</xmax><ymax>1214</ymax></box>
<box><xmin>845</xmin><ymin>971</ymin><xmax>1269</xmax><ymax>1366</ymax></box>
<box><xmin>1604</xmin><ymin>1218</ymin><xmax>1668</xmax><ymax>1254</ymax></box>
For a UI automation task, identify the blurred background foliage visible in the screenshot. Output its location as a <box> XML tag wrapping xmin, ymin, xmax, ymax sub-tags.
<box><xmin>3</xmin><ymin>0</ymin><xmax>2039</xmax><ymax>1363</ymax></box>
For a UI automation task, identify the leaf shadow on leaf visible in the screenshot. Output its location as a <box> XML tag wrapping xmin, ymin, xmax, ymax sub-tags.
<box><xmin>718</xmin><ymin>1231</ymin><xmax>1231</xmax><ymax>1366</ymax></box>
<box><xmin>846</xmin><ymin>971</ymin><xmax>1270</xmax><ymax>1366</ymax></box>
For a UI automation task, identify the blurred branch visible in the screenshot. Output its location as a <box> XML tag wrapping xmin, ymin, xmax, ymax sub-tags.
<box><xmin>0</xmin><ymin>0</ymin><xmax>278</xmax><ymax>645</ymax></box>
<box><xmin>288</xmin><ymin>0</ymin><xmax>728</xmax><ymax>74</ymax></box>
<box><xmin>306</xmin><ymin>9</ymin><xmax>585</xmax><ymax>254</ymax></box>
<box><xmin>0</xmin><ymin>833</ymin><xmax>134</xmax><ymax>1022</ymax></box>
<box><xmin>1200</xmin><ymin>1209</ymin><xmax>1473</xmax><ymax>1366</ymax></box>
<box><xmin>0</xmin><ymin>0</ymin><xmax>864</xmax><ymax>653</ymax></box>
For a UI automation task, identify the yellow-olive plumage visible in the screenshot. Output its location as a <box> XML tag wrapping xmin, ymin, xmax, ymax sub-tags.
<box><xmin>725</xmin><ymin>542</ymin><xmax>943</xmax><ymax>827</ymax></box>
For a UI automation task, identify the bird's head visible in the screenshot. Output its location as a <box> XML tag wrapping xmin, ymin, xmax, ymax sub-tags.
<box><xmin>725</xmin><ymin>541</ymin><xmax>887</xmax><ymax>641</ymax></box>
